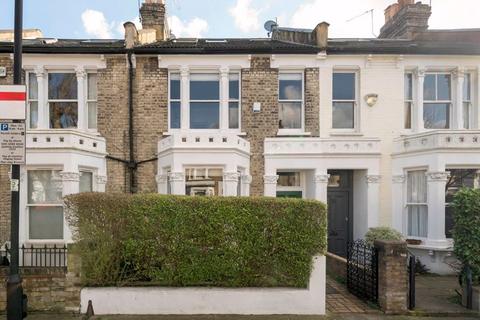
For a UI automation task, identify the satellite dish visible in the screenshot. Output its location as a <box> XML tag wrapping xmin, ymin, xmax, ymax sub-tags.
<box><xmin>264</xmin><ymin>20</ymin><xmax>278</xmax><ymax>33</ymax></box>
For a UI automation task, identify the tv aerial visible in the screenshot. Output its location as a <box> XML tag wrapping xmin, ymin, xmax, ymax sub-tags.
<box><xmin>264</xmin><ymin>20</ymin><xmax>278</xmax><ymax>37</ymax></box>
<box><xmin>346</xmin><ymin>9</ymin><xmax>377</xmax><ymax>37</ymax></box>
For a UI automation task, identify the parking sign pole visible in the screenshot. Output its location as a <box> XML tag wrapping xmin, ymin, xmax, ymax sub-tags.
<box><xmin>7</xmin><ymin>0</ymin><xmax>24</xmax><ymax>319</ymax></box>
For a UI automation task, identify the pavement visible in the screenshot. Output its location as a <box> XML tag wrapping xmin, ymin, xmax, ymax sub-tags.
<box><xmin>1</xmin><ymin>314</ymin><xmax>479</xmax><ymax>320</ymax></box>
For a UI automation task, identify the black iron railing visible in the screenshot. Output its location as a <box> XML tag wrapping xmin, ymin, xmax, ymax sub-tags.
<box><xmin>408</xmin><ymin>254</ymin><xmax>416</xmax><ymax>310</ymax></box>
<box><xmin>346</xmin><ymin>240</ymin><xmax>379</xmax><ymax>304</ymax></box>
<box><xmin>1</xmin><ymin>244</ymin><xmax>67</xmax><ymax>268</ymax></box>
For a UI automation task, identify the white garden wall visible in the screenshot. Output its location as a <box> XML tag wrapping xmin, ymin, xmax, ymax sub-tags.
<box><xmin>80</xmin><ymin>255</ymin><xmax>326</xmax><ymax>315</ymax></box>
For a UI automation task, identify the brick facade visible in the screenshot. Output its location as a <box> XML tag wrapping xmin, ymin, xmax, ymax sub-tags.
<box><xmin>242</xmin><ymin>56</ymin><xmax>279</xmax><ymax>196</ymax></box>
<box><xmin>0</xmin><ymin>55</ymin><xmax>13</xmax><ymax>246</ymax></box>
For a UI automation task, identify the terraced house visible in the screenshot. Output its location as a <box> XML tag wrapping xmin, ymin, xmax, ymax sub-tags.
<box><xmin>1</xmin><ymin>0</ymin><xmax>479</xmax><ymax>274</ymax></box>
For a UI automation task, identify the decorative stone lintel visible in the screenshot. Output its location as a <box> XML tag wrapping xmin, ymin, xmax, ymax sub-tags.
<box><xmin>314</xmin><ymin>174</ymin><xmax>330</xmax><ymax>184</ymax></box>
<box><xmin>264</xmin><ymin>175</ymin><xmax>279</xmax><ymax>185</ymax></box>
<box><xmin>168</xmin><ymin>172</ymin><xmax>185</xmax><ymax>182</ymax></box>
<box><xmin>75</xmin><ymin>67</ymin><xmax>86</xmax><ymax>79</ymax></box>
<box><xmin>426</xmin><ymin>171</ymin><xmax>450</xmax><ymax>182</ymax></box>
<box><xmin>223</xmin><ymin>172</ymin><xmax>239</xmax><ymax>182</ymax></box>
<box><xmin>155</xmin><ymin>174</ymin><xmax>168</xmax><ymax>184</ymax></box>
<box><xmin>392</xmin><ymin>175</ymin><xmax>406</xmax><ymax>184</ymax></box>
<box><xmin>60</xmin><ymin>172</ymin><xmax>80</xmax><ymax>182</ymax></box>
<box><xmin>96</xmin><ymin>175</ymin><xmax>108</xmax><ymax>185</ymax></box>
<box><xmin>366</xmin><ymin>175</ymin><xmax>381</xmax><ymax>184</ymax></box>
<box><xmin>241</xmin><ymin>175</ymin><xmax>252</xmax><ymax>184</ymax></box>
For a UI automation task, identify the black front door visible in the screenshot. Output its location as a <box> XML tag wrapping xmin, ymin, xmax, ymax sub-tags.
<box><xmin>327</xmin><ymin>170</ymin><xmax>353</xmax><ymax>257</ymax></box>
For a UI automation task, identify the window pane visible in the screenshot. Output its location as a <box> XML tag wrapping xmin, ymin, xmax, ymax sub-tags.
<box><xmin>28</xmin><ymin>73</ymin><xmax>38</xmax><ymax>100</ymax></box>
<box><xmin>437</xmin><ymin>74</ymin><xmax>451</xmax><ymax>100</ymax></box>
<box><xmin>190</xmin><ymin>102</ymin><xmax>219</xmax><ymax>129</ymax></box>
<box><xmin>80</xmin><ymin>172</ymin><xmax>93</xmax><ymax>193</ymax></box>
<box><xmin>404</xmin><ymin>102</ymin><xmax>412</xmax><ymax>129</ymax></box>
<box><xmin>404</xmin><ymin>73</ymin><xmax>413</xmax><ymax>100</ymax></box>
<box><xmin>278</xmin><ymin>172</ymin><xmax>300</xmax><ymax>187</ymax></box>
<box><xmin>408</xmin><ymin>205</ymin><xmax>428</xmax><ymax>237</ymax></box>
<box><xmin>279</xmin><ymin>74</ymin><xmax>302</xmax><ymax>100</ymax></box>
<box><xmin>190</xmin><ymin>74</ymin><xmax>219</xmax><ymax>100</ymax></box>
<box><xmin>407</xmin><ymin>170</ymin><xmax>427</xmax><ymax>203</ymax></box>
<box><xmin>463</xmin><ymin>102</ymin><xmax>470</xmax><ymax>129</ymax></box>
<box><xmin>87</xmin><ymin>74</ymin><xmax>97</xmax><ymax>100</ymax></box>
<box><xmin>88</xmin><ymin>102</ymin><xmax>97</xmax><ymax>129</ymax></box>
<box><xmin>229</xmin><ymin>74</ymin><xmax>239</xmax><ymax>100</ymax></box>
<box><xmin>229</xmin><ymin>102</ymin><xmax>239</xmax><ymax>129</ymax></box>
<box><xmin>279</xmin><ymin>102</ymin><xmax>301</xmax><ymax>129</ymax></box>
<box><xmin>29</xmin><ymin>206</ymin><xmax>64</xmax><ymax>240</ymax></box>
<box><xmin>424</xmin><ymin>103</ymin><xmax>449</xmax><ymax>129</ymax></box>
<box><xmin>29</xmin><ymin>102</ymin><xmax>38</xmax><ymax>129</ymax></box>
<box><xmin>50</xmin><ymin>102</ymin><xmax>78</xmax><ymax>128</ymax></box>
<box><xmin>170</xmin><ymin>101</ymin><xmax>181</xmax><ymax>129</ymax></box>
<box><xmin>48</xmin><ymin>73</ymin><xmax>77</xmax><ymax>100</ymax></box>
<box><xmin>333</xmin><ymin>73</ymin><xmax>355</xmax><ymax>100</ymax></box>
<box><xmin>28</xmin><ymin>170</ymin><xmax>62</xmax><ymax>204</ymax></box>
<box><xmin>185</xmin><ymin>167</ymin><xmax>223</xmax><ymax>196</ymax></box>
<box><xmin>424</xmin><ymin>74</ymin><xmax>436</xmax><ymax>101</ymax></box>
<box><xmin>170</xmin><ymin>73</ymin><xmax>180</xmax><ymax>100</ymax></box>
<box><xmin>463</xmin><ymin>74</ymin><xmax>471</xmax><ymax>101</ymax></box>
<box><xmin>332</xmin><ymin>102</ymin><xmax>354</xmax><ymax>129</ymax></box>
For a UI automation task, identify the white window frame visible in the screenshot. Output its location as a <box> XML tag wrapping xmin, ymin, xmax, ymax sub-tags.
<box><xmin>463</xmin><ymin>72</ymin><xmax>472</xmax><ymax>129</ymax></box>
<box><xmin>278</xmin><ymin>71</ymin><xmax>305</xmax><ymax>135</ymax></box>
<box><xmin>228</xmin><ymin>72</ymin><xmax>241</xmax><ymax>131</ymax></box>
<box><xmin>404</xmin><ymin>72</ymin><xmax>414</xmax><ymax>130</ymax></box>
<box><xmin>189</xmin><ymin>72</ymin><xmax>221</xmax><ymax>130</ymax></box>
<box><xmin>332</xmin><ymin>70</ymin><xmax>359</xmax><ymax>132</ymax></box>
<box><xmin>168</xmin><ymin>71</ymin><xmax>181</xmax><ymax>131</ymax></box>
<box><xmin>276</xmin><ymin>170</ymin><xmax>306</xmax><ymax>199</ymax></box>
<box><xmin>26</xmin><ymin>71</ymin><xmax>38</xmax><ymax>130</ymax></box>
<box><xmin>423</xmin><ymin>72</ymin><xmax>452</xmax><ymax>130</ymax></box>
<box><xmin>47</xmin><ymin>71</ymin><xmax>79</xmax><ymax>129</ymax></box>
<box><xmin>86</xmin><ymin>72</ymin><xmax>98</xmax><ymax>131</ymax></box>
<box><xmin>26</xmin><ymin>168</ymin><xmax>65</xmax><ymax>243</ymax></box>
<box><xmin>405</xmin><ymin>169</ymin><xmax>428</xmax><ymax>239</ymax></box>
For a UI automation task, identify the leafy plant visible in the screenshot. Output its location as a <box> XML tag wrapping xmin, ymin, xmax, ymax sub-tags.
<box><xmin>364</xmin><ymin>227</ymin><xmax>403</xmax><ymax>246</ymax></box>
<box><xmin>65</xmin><ymin>193</ymin><xmax>327</xmax><ymax>288</ymax></box>
<box><xmin>452</xmin><ymin>188</ymin><xmax>480</xmax><ymax>285</ymax></box>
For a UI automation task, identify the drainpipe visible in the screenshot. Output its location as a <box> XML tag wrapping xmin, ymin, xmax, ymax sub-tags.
<box><xmin>127</xmin><ymin>51</ymin><xmax>137</xmax><ymax>193</ymax></box>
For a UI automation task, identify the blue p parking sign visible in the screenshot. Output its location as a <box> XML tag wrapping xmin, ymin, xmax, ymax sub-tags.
<box><xmin>0</xmin><ymin>123</ymin><xmax>8</xmax><ymax>131</ymax></box>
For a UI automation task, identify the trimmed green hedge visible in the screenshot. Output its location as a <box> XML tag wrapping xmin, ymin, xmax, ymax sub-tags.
<box><xmin>452</xmin><ymin>188</ymin><xmax>480</xmax><ymax>284</ymax></box>
<box><xmin>65</xmin><ymin>194</ymin><xmax>326</xmax><ymax>288</ymax></box>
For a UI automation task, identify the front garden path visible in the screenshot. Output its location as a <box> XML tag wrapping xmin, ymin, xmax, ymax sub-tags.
<box><xmin>326</xmin><ymin>276</ymin><xmax>379</xmax><ymax>314</ymax></box>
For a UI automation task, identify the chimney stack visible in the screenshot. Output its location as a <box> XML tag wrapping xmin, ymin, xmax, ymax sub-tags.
<box><xmin>140</xmin><ymin>0</ymin><xmax>168</xmax><ymax>42</ymax></box>
<box><xmin>313</xmin><ymin>22</ymin><xmax>329</xmax><ymax>49</ymax></box>
<box><xmin>379</xmin><ymin>0</ymin><xmax>431</xmax><ymax>39</ymax></box>
<box><xmin>123</xmin><ymin>22</ymin><xmax>138</xmax><ymax>49</ymax></box>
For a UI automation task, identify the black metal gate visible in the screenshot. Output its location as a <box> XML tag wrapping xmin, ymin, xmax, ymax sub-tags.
<box><xmin>346</xmin><ymin>240</ymin><xmax>378</xmax><ymax>303</ymax></box>
<box><xmin>408</xmin><ymin>254</ymin><xmax>416</xmax><ymax>310</ymax></box>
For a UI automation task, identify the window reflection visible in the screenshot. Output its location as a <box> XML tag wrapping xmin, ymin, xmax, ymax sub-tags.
<box><xmin>185</xmin><ymin>167</ymin><xmax>223</xmax><ymax>196</ymax></box>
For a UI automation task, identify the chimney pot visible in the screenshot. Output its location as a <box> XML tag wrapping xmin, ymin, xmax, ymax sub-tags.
<box><xmin>313</xmin><ymin>22</ymin><xmax>329</xmax><ymax>49</ymax></box>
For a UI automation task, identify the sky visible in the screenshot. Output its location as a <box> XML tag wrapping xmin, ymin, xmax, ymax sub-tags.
<box><xmin>0</xmin><ymin>0</ymin><xmax>479</xmax><ymax>40</ymax></box>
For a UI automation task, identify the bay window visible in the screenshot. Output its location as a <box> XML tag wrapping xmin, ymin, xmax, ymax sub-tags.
<box><xmin>190</xmin><ymin>74</ymin><xmax>220</xmax><ymax>129</ymax></box>
<box><xmin>185</xmin><ymin>167</ymin><xmax>223</xmax><ymax>196</ymax></box>
<box><xmin>27</xmin><ymin>170</ymin><xmax>64</xmax><ymax>240</ymax></box>
<box><xmin>229</xmin><ymin>73</ymin><xmax>240</xmax><ymax>129</ymax></box>
<box><xmin>276</xmin><ymin>171</ymin><xmax>303</xmax><ymax>198</ymax></box>
<box><xmin>48</xmin><ymin>73</ymin><xmax>78</xmax><ymax>129</ymax></box>
<box><xmin>79</xmin><ymin>171</ymin><xmax>93</xmax><ymax>193</ymax></box>
<box><xmin>406</xmin><ymin>170</ymin><xmax>428</xmax><ymax>238</ymax></box>
<box><xmin>423</xmin><ymin>73</ymin><xmax>451</xmax><ymax>129</ymax></box>
<box><xmin>169</xmin><ymin>73</ymin><xmax>181</xmax><ymax>129</ymax></box>
<box><xmin>87</xmin><ymin>73</ymin><xmax>98</xmax><ymax>130</ymax></box>
<box><xmin>463</xmin><ymin>73</ymin><xmax>472</xmax><ymax>129</ymax></box>
<box><xmin>28</xmin><ymin>72</ymin><xmax>39</xmax><ymax>129</ymax></box>
<box><xmin>404</xmin><ymin>73</ymin><xmax>413</xmax><ymax>129</ymax></box>
<box><xmin>445</xmin><ymin>169</ymin><xmax>480</xmax><ymax>238</ymax></box>
<box><xmin>333</xmin><ymin>72</ymin><xmax>356</xmax><ymax>129</ymax></box>
<box><xmin>278</xmin><ymin>73</ymin><xmax>303</xmax><ymax>130</ymax></box>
